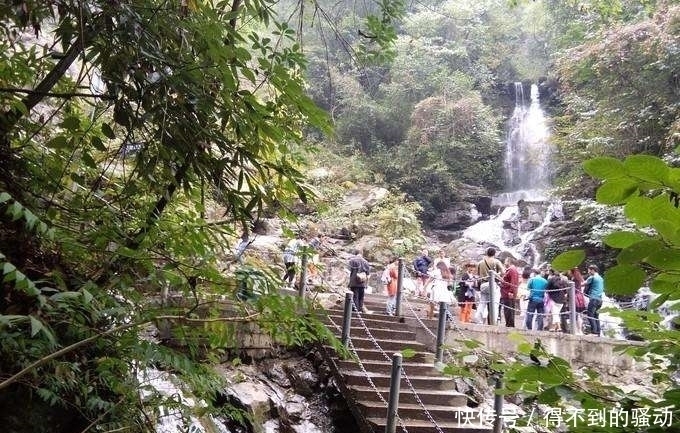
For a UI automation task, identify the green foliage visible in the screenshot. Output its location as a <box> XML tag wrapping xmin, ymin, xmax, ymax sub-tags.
<box><xmin>561</xmin><ymin>155</ymin><xmax>680</xmax><ymax>296</ymax></box>
<box><xmin>534</xmin><ymin>154</ymin><xmax>680</xmax><ymax>430</ymax></box>
<box><xmin>304</xmin><ymin>0</ymin><xmax>550</xmax><ymax>219</ymax></box>
<box><xmin>554</xmin><ymin>4</ymin><xmax>680</xmax><ymax>184</ymax></box>
<box><xmin>0</xmin><ymin>0</ymin><xmax>385</xmax><ymax>430</ymax></box>
<box><xmin>304</xmin><ymin>147</ymin><xmax>425</xmax><ymax>257</ymax></box>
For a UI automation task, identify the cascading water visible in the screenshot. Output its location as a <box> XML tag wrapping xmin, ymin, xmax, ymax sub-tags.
<box><xmin>504</xmin><ymin>83</ymin><xmax>552</xmax><ymax>193</ymax></box>
<box><xmin>464</xmin><ymin>82</ymin><xmax>554</xmax><ymax>265</ymax></box>
<box><xmin>462</xmin><ymin>83</ymin><xmax>633</xmax><ymax>338</ymax></box>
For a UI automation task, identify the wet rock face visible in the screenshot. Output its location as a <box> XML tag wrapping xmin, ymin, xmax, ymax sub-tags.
<box><xmin>431</xmin><ymin>203</ymin><xmax>481</xmax><ymax>231</ymax></box>
<box><xmin>215</xmin><ymin>351</ymin><xmax>358</xmax><ymax>433</ymax></box>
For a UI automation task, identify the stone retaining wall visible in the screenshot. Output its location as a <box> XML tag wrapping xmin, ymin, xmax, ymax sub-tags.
<box><xmin>409</xmin><ymin>321</ymin><xmax>642</xmax><ymax>371</ymax></box>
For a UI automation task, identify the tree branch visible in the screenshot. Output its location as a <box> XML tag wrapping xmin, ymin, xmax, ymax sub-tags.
<box><xmin>126</xmin><ymin>154</ymin><xmax>193</xmax><ymax>250</ymax></box>
<box><xmin>0</xmin><ymin>87</ymin><xmax>114</xmax><ymax>100</ymax></box>
<box><xmin>0</xmin><ymin>32</ymin><xmax>90</xmax><ymax>135</ymax></box>
<box><xmin>0</xmin><ymin>319</ymin><xmax>144</xmax><ymax>391</ymax></box>
<box><xmin>154</xmin><ymin>313</ymin><xmax>259</xmax><ymax>323</ymax></box>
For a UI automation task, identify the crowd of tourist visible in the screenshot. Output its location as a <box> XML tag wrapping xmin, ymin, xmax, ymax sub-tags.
<box><xmin>234</xmin><ymin>230</ymin><xmax>608</xmax><ymax>337</ymax></box>
<box><xmin>386</xmin><ymin>247</ymin><xmax>607</xmax><ymax>336</ymax></box>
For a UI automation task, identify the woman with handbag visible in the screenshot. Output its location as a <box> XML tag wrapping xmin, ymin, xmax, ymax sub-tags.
<box><xmin>348</xmin><ymin>249</ymin><xmax>371</xmax><ymax>313</ymax></box>
<box><xmin>567</xmin><ymin>267</ymin><xmax>587</xmax><ymax>335</ymax></box>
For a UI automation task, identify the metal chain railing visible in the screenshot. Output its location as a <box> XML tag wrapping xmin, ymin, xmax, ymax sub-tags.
<box><xmin>338</xmin><ymin>297</ymin><xmax>451</xmax><ymax>433</ymax></box>
<box><xmin>327</xmin><ymin>312</ymin><xmax>411</xmax><ymax>433</ymax></box>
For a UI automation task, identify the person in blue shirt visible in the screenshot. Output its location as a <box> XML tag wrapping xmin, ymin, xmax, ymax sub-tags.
<box><xmin>584</xmin><ymin>264</ymin><xmax>605</xmax><ymax>336</ymax></box>
<box><xmin>525</xmin><ymin>269</ymin><xmax>549</xmax><ymax>330</ymax></box>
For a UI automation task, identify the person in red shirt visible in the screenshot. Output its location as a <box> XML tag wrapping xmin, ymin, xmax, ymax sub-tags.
<box><xmin>500</xmin><ymin>257</ymin><xmax>520</xmax><ymax>327</ymax></box>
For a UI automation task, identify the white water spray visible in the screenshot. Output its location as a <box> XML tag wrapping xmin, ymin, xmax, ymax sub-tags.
<box><xmin>464</xmin><ymin>83</ymin><xmax>554</xmax><ymax>265</ymax></box>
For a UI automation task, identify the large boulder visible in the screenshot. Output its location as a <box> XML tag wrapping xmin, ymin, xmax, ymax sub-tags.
<box><xmin>431</xmin><ymin>202</ymin><xmax>481</xmax><ymax>230</ymax></box>
<box><xmin>339</xmin><ymin>184</ymin><xmax>389</xmax><ymax>215</ymax></box>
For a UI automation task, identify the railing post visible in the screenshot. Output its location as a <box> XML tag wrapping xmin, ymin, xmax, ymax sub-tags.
<box><xmin>569</xmin><ymin>281</ymin><xmax>577</xmax><ymax>335</ymax></box>
<box><xmin>385</xmin><ymin>352</ymin><xmax>402</xmax><ymax>433</ymax></box>
<box><xmin>341</xmin><ymin>293</ymin><xmax>353</xmax><ymax>347</ymax></box>
<box><xmin>493</xmin><ymin>373</ymin><xmax>504</xmax><ymax>433</ymax></box>
<box><xmin>489</xmin><ymin>270</ymin><xmax>497</xmax><ymax>325</ymax></box>
<box><xmin>298</xmin><ymin>254</ymin><xmax>308</xmax><ymax>297</ymax></box>
<box><xmin>395</xmin><ymin>258</ymin><xmax>404</xmax><ymax>317</ymax></box>
<box><xmin>435</xmin><ymin>301</ymin><xmax>447</xmax><ymax>364</ymax></box>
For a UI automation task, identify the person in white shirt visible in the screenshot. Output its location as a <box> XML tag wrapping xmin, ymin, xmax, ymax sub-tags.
<box><xmin>282</xmin><ymin>234</ymin><xmax>303</xmax><ymax>287</ymax></box>
<box><xmin>433</xmin><ymin>249</ymin><xmax>451</xmax><ymax>268</ymax></box>
<box><xmin>427</xmin><ymin>261</ymin><xmax>454</xmax><ymax>320</ymax></box>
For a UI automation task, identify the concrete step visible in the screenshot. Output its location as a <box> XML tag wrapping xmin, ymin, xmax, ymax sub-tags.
<box><xmin>349</xmin><ymin>347</ymin><xmax>435</xmax><ymax>364</ymax></box>
<box><xmin>367</xmin><ymin>416</ymin><xmax>492</xmax><ymax>433</ymax></box>
<box><xmin>322</xmin><ymin>313</ymin><xmax>407</xmax><ymax>331</ymax></box>
<box><xmin>337</xmin><ymin>359</ymin><xmax>440</xmax><ymax>376</ymax></box>
<box><xmin>348</xmin><ymin>336</ymin><xmax>427</xmax><ymax>351</ymax></box>
<box><xmin>322</xmin><ymin>345</ymin><xmax>435</xmax><ymax>364</ymax></box>
<box><xmin>356</xmin><ymin>400</ymin><xmax>470</xmax><ymax>422</ymax></box>
<box><xmin>331</xmin><ymin>326</ymin><xmax>418</xmax><ymax>342</ymax></box>
<box><xmin>341</xmin><ymin>369</ymin><xmax>456</xmax><ymax>390</ymax></box>
<box><xmin>350</xmin><ymin>385</ymin><xmax>468</xmax><ymax>407</ymax></box>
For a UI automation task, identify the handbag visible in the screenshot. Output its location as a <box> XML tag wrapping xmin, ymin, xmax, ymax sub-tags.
<box><xmin>356</xmin><ymin>271</ymin><xmax>368</xmax><ymax>283</ymax></box>
<box><xmin>575</xmin><ymin>290</ymin><xmax>586</xmax><ymax>310</ymax></box>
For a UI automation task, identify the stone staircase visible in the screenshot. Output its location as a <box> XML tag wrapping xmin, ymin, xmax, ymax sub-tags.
<box><xmin>320</xmin><ymin>292</ymin><xmax>492</xmax><ymax>433</ymax></box>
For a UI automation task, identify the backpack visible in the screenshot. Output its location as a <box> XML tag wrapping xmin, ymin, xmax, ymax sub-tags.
<box><xmin>380</xmin><ymin>268</ymin><xmax>392</xmax><ymax>285</ymax></box>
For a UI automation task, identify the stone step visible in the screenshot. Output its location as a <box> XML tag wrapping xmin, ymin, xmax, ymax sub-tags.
<box><xmin>322</xmin><ymin>313</ymin><xmax>406</xmax><ymax>331</ymax></box>
<box><xmin>356</xmin><ymin>400</ymin><xmax>470</xmax><ymax>422</ymax></box>
<box><xmin>347</xmin><ymin>336</ymin><xmax>427</xmax><ymax>351</ymax></box>
<box><xmin>331</xmin><ymin>326</ymin><xmax>418</xmax><ymax>342</ymax></box>
<box><xmin>337</xmin><ymin>359</ymin><xmax>440</xmax><ymax>376</ymax></box>
<box><xmin>328</xmin><ymin>293</ymin><xmax>431</xmax><ymax>309</ymax></box>
<box><xmin>348</xmin><ymin>347</ymin><xmax>435</xmax><ymax>364</ymax></box>
<box><xmin>367</xmin><ymin>416</ymin><xmax>492</xmax><ymax>433</ymax></box>
<box><xmin>341</xmin><ymin>369</ymin><xmax>456</xmax><ymax>390</ymax></box>
<box><xmin>350</xmin><ymin>385</ymin><xmax>468</xmax><ymax>407</ymax></box>
<box><xmin>322</xmin><ymin>345</ymin><xmax>435</xmax><ymax>364</ymax></box>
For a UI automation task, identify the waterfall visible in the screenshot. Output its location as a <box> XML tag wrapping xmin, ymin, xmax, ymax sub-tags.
<box><xmin>504</xmin><ymin>83</ymin><xmax>552</xmax><ymax>194</ymax></box>
<box><xmin>464</xmin><ymin>82</ymin><xmax>554</xmax><ymax>266</ymax></box>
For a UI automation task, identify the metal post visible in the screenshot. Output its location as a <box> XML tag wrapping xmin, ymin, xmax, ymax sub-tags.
<box><xmin>435</xmin><ymin>302</ymin><xmax>447</xmax><ymax>364</ymax></box>
<box><xmin>569</xmin><ymin>281</ymin><xmax>577</xmax><ymax>335</ymax></box>
<box><xmin>395</xmin><ymin>258</ymin><xmax>404</xmax><ymax>317</ymax></box>
<box><xmin>489</xmin><ymin>270</ymin><xmax>497</xmax><ymax>325</ymax></box>
<box><xmin>385</xmin><ymin>352</ymin><xmax>402</xmax><ymax>433</ymax></box>
<box><xmin>493</xmin><ymin>373</ymin><xmax>504</xmax><ymax>433</ymax></box>
<box><xmin>341</xmin><ymin>293</ymin><xmax>353</xmax><ymax>347</ymax></box>
<box><xmin>298</xmin><ymin>254</ymin><xmax>308</xmax><ymax>297</ymax></box>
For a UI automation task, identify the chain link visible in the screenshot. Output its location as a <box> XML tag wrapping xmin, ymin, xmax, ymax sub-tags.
<box><xmin>345</xmin><ymin>296</ymin><xmax>449</xmax><ymax>433</ymax></box>
<box><xmin>327</xmin><ymin>313</ymin><xmax>410</xmax><ymax>433</ymax></box>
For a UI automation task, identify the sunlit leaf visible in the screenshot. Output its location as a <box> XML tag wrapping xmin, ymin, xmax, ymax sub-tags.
<box><xmin>624</xmin><ymin>154</ymin><xmax>669</xmax><ymax>184</ymax></box>
<box><xmin>583</xmin><ymin>157</ymin><xmax>625</xmax><ymax>180</ymax></box>
<box><xmin>603</xmin><ymin>264</ymin><xmax>646</xmax><ymax>295</ymax></box>
<box><xmin>616</xmin><ymin>239</ymin><xmax>664</xmax><ymax>264</ymax></box>
<box><xmin>603</xmin><ymin>231</ymin><xmax>650</xmax><ymax>248</ymax></box>
<box><xmin>595</xmin><ymin>179</ymin><xmax>638</xmax><ymax>205</ymax></box>
<box><xmin>551</xmin><ymin>250</ymin><xmax>585</xmax><ymax>271</ymax></box>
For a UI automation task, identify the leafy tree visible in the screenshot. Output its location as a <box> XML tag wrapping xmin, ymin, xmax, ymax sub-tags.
<box><xmin>551</xmin><ymin>4</ymin><xmax>680</xmax><ymax>197</ymax></box>
<box><xmin>0</xmin><ymin>0</ymin><xmax>403</xmax><ymax>431</ymax></box>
